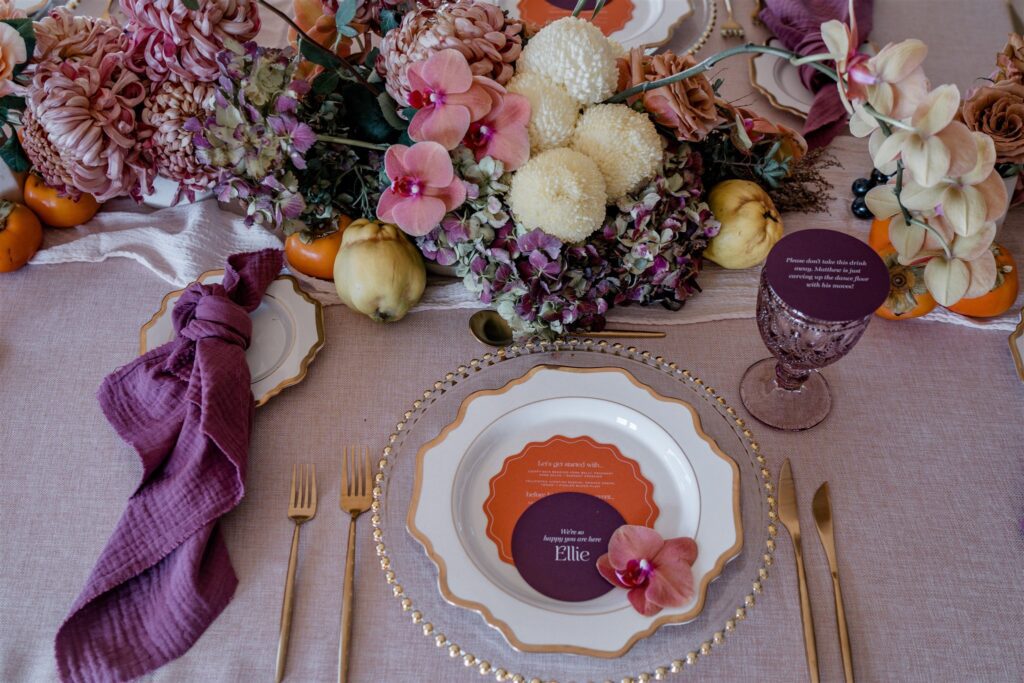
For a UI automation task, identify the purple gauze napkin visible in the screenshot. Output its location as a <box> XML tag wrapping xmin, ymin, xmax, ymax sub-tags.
<box><xmin>54</xmin><ymin>249</ymin><xmax>284</xmax><ymax>683</ymax></box>
<box><xmin>760</xmin><ymin>0</ymin><xmax>874</xmax><ymax>149</ymax></box>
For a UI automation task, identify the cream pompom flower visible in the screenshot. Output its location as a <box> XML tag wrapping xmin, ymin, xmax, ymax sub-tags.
<box><xmin>508</xmin><ymin>147</ymin><xmax>607</xmax><ymax>243</ymax></box>
<box><xmin>517</xmin><ymin>16</ymin><xmax>619</xmax><ymax>104</ymax></box>
<box><xmin>571</xmin><ymin>104</ymin><xmax>663</xmax><ymax>198</ymax></box>
<box><xmin>507</xmin><ymin>71</ymin><xmax>580</xmax><ymax>152</ymax></box>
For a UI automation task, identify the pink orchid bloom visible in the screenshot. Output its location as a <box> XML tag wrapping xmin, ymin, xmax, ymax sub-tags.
<box><xmin>596</xmin><ymin>525</ymin><xmax>698</xmax><ymax>617</ymax></box>
<box><xmin>463</xmin><ymin>91</ymin><xmax>531</xmax><ymax>171</ymax></box>
<box><xmin>407</xmin><ymin>49</ymin><xmax>497</xmax><ymax>150</ymax></box>
<box><xmin>377</xmin><ymin>141</ymin><xmax>466</xmax><ymax>236</ymax></box>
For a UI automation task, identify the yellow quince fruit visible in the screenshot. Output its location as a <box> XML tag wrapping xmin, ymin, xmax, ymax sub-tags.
<box><xmin>705</xmin><ymin>179</ymin><xmax>784</xmax><ymax>270</ymax></box>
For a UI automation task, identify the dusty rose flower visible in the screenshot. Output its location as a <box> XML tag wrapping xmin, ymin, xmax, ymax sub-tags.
<box><xmin>143</xmin><ymin>79</ymin><xmax>219</xmax><ymax>200</ymax></box>
<box><xmin>0</xmin><ymin>22</ymin><xmax>26</xmax><ymax>93</ymax></box>
<box><xmin>596</xmin><ymin>525</ymin><xmax>698</xmax><ymax>616</ymax></box>
<box><xmin>618</xmin><ymin>49</ymin><xmax>718</xmax><ymax>142</ymax></box>
<box><xmin>962</xmin><ymin>80</ymin><xmax>1024</xmax><ymax>164</ymax></box>
<box><xmin>719</xmin><ymin>101</ymin><xmax>807</xmax><ymax>164</ymax></box>
<box><xmin>34</xmin><ymin>8</ymin><xmax>126</xmax><ymax>62</ymax></box>
<box><xmin>0</xmin><ymin>0</ymin><xmax>24</xmax><ymax>19</ymax></box>
<box><xmin>120</xmin><ymin>0</ymin><xmax>261</xmax><ymax>83</ymax></box>
<box><xmin>995</xmin><ymin>33</ymin><xmax>1024</xmax><ymax>83</ymax></box>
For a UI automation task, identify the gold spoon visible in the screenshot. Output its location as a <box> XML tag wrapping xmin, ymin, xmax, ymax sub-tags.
<box><xmin>468</xmin><ymin>310</ymin><xmax>666</xmax><ymax>347</ymax></box>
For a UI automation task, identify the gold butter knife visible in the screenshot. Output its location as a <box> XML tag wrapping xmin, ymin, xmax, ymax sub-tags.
<box><xmin>778</xmin><ymin>459</ymin><xmax>820</xmax><ymax>683</ymax></box>
<box><xmin>813</xmin><ymin>483</ymin><xmax>854</xmax><ymax>683</ymax></box>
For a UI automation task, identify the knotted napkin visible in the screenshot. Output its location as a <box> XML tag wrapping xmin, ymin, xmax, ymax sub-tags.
<box><xmin>760</xmin><ymin>0</ymin><xmax>874</xmax><ymax>148</ymax></box>
<box><xmin>55</xmin><ymin>249</ymin><xmax>284</xmax><ymax>683</ymax></box>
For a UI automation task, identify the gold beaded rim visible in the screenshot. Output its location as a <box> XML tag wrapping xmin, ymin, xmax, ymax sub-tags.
<box><xmin>371</xmin><ymin>339</ymin><xmax>777</xmax><ymax>683</ymax></box>
<box><xmin>683</xmin><ymin>0</ymin><xmax>718</xmax><ymax>57</ymax></box>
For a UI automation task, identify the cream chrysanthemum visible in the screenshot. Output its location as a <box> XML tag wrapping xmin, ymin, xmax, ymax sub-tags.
<box><xmin>571</xmin><ymin>104</ymin><xmax>663</xmax><ymax>198</ymax></box>
<box><xmin>517</xmin><ymin>16</ymin><xmax>618</xmax><ymax>104</ymax></box>
<box><xmin>509</xmin><ymin>148</ymin><xmax>607</xmax><ymax>242</ymax></box>
<box><xmin>507</xmin><ymin>72</ymin><xmax>579</xmax><ymax>152</ymax></box>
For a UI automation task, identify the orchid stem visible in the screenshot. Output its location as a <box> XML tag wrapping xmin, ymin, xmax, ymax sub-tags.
<box><xmin>255</xmin><ymin>0</ymin><xmax>379</xmax><ymax>97</ymax></box>
<box><xmin>317</xmin><ymin>134</ymin><xmax>389</xmax><ymax>151</ymax></box>
<box><xmin>570</xmin><ymin>0</ymin><xmax>588</xmax><ymax>17</ymax></box>
<box><xmin>606</xmin><ymin>44</ymin><xmax>838</xmax><ymax>103</ymax></box>
<box><xmin>861</xmin><ymin>104</ymin><xmax>914</xmax><ymax>131</ymax></box>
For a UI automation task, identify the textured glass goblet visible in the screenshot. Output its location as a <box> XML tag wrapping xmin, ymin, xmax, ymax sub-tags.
<box><xmin>740</xmin><ymin>269</ymin><xmax>875</xmax><ymax>431</ymax></box>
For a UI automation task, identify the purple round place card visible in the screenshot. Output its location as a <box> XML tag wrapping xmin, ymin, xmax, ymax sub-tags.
<box><xmin>765</xmin><ymin>229</ymin><xmax>889</xmax><ymax>322</ymax></box>
<box><xmin>511</xmin><ymin>492</ymin><xmax>625</xmax><ymax>602</ymax></box>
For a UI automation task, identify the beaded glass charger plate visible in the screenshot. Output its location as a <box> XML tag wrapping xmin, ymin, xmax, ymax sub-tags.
<box><xmin>374</xmin><ymin>341</ymin><xmax>775</xmax><ymax>681</ymax></box>
<box><xmin>140</xmin><ymin>270</ymin><xmax>325</xmax><ymax>407</ymax></box>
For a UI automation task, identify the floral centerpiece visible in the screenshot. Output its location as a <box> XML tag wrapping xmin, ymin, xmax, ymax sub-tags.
<box><xmin>0</xmin><ymin>0</ymin><xmax>1014</xmax><ymax>335</ymax></box>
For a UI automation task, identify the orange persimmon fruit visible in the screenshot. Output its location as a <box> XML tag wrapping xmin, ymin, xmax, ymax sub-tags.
<box><xmin>868</xmin><ymin>217</ymin><xmax>893</xmax><ymax>251</ymax></box>
<box><xmin>947</xmin><ymin>244</ymin><xmax>1019</xmax><ymax>318</ymax></box>
<box><xmin>0</xmin><ymin>200</ymin><xmax>43</xmax><ymax>273</ymax></box>
<box><xmin>284</xmin><ymin>214</ymin><xmax>353</xmax><ymax>280</ymax></box>
<box><xmin>873</xmin><ymin>245</ymin><xmax>937</xmax><ymax>320</ymax></box>
<box><xmin>23</xmin><ymin>173</ymin><xmax>100</xmax><ymax>228</ymax></box>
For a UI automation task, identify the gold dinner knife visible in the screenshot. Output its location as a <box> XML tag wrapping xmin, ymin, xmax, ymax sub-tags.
<box><xmin>813</xmin><ymin>482</ymin><xmax>854</xmax><ymax>683</ymax></box>
<box><xmin>778</xmin><ymin>459</ymin><xmax>820</xmax><ymax>683</ymax></box>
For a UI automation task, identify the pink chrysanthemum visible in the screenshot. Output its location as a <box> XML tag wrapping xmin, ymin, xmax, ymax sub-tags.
<box><xmin>120</xmin><ymin>0</ymin><xmax>261</xmax><ymax>83</ymax></box>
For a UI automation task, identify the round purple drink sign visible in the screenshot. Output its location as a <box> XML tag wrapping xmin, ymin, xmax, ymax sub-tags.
<box><xmin>511</xmin><ymin>492</ymin><xmax>625</xmax><ymax>602</ymax></box>
<box><xmin>765</xmin><ymin>229</ymin><xmax>889</xmax><ymax>321</ymax></box>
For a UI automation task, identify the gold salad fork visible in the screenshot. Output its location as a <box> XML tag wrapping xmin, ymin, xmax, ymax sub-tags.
<box><xmin>720</xmin><ymin>0</ymin><xmax>745</xmax><ymax>39</ymax></box>
<box><xmin>338</xmin><ymin>446</ymin><xmax>373</xmax><ymax>683</ymax></box>
<box><xmin>276</xmin><ymin>464</ymin><xmax>317</xmax><ymax>683</ymax></box>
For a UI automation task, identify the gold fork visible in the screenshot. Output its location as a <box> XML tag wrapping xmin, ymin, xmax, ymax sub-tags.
<box><xmin>338</xmin><ymin>446</ymin><xmax>373</xmax><ymax>683</ymax></box>
<box><xmin>276</xmin><ymin>464</ymin><xmax>317</xmax><ymax>683</ymax></box>
<box><xmin>720</xmin><ymin>0</ymin><xmax>745</xmax><ymax>39</ymax></box>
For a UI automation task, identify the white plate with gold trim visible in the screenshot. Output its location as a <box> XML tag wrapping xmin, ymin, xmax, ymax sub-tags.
<box><xmin>140</xmin><ymin>270</ymin><xmax>324</xmax><ymax>407</ymax></box>
<box><xmin>408</xmin><ymin>365</ymin><xmax>741</xmax><ymax>657</ymax></box>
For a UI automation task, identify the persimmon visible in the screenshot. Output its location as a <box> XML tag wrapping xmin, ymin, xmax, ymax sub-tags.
<box><xmin>23</xmin><ymin>173</ymin><xmax>100</xmax><ymax>228</ymax></box>
<box><xmin>868</xmin><ymin>217</ymin><xmax>892</xmax><ymax>251</ymax></box>
<box><xmin>284</xmin><ymin>215</ymin><xmax>353</xmax><ymax>280</ymax></box>
<box><xmin>947</xmin><ymin>244</ymin><xmax>1019</xmax><ymax>318</ymax></box>
<box><xmin>874</xmin><ymin>245</ymin><xmax>936</xmax><ymax>320</ymax></box>
<box><xmin>0</xmin><ymin>200</ymin><xmax>43</xmax><ymax>273</ymax></box>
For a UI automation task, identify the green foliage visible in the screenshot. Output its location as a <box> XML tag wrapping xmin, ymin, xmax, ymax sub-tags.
<box><xmin>340</xmin><ymin>81</ymin><xmax>400</xmax><ymax>143</ymax></box>
<box><xmin>182</xmin><ymin>0</ymin><xmax>199</xmax><ymax>9</ymax></box>
<box><xmin>300</xmin><ymin>38</ymin><xmax>342</xmax><ymax>68</ymax></box>
<box><xmin>335</xmin><ymin>0</ymin><xmax>359</xmax><ymax>38</ymax></box>
<box><xmin>0</xmin><ymin>133</ymin><xmax>29</xmax><ymax>173</ymax></box>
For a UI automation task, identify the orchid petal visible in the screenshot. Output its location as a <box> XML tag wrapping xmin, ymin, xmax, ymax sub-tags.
<box><xmin>820</xmin><ymin>20</ymin><xmax>851</xmax><ymax>68</ymax></box>
<box><xmin>977</xmin><ymin>170</ymin><xmax>1009</xmax><ymax>222</ymax></box>
<box><xmin>951</xmin><ymin>222</ymin><xmax>997</xmax><ymax>261</ymax></box>
<box><xmin>872</xmin><ymin>129</ymin><xmax>909</xmax><ymax>172</ymax></box>
<box><xmin>596</xmin><ymin>554</ymin><xmax>629</xmax><ymax>588</ymax></box>
<box><xmin>447</xmin><ymin>85</ymin><xmax>494</xmax><ymax>122</ymax></box>
<box><xmin>871</xmin><ymin>39</ymin><xmax>927</xmax><ymax>83</ymax></box>
<box><xmin>430</xmin><ymin>177</ymin><xmax>467</xmax><ymax>212</ymax></box>
<box><xmin>376</xmin><ymin>188</ymin><xmax>401</xmax><ymax>222</ymax></box>
<box><xmin>390</xmin><ymin>195</ymin><xmax>447</xmax><ymax>236</ymax></box>
<box><xmin>384</xmin><ymin>144</ymin><xmax>408</xmax><ymax>181</ymax></box>
<box><xmin>408</xmin><ymin>104</ymin><xmax>472</xmax><ymax>150</ymax></box>
<box><xmin>627</xmin><ymin>587</ymin><xmax>661</xmax><ymax>616</ymax></box>
<box><xmin>849</xmin><ymin>104</ymin><xmax>879</xmax><ymax>138</ymax></box>
<box><xmin>865</xmin><ymin>184</ymin><xmax>902</xmax><ymax>218</ymax></box>
<box><xmin>419</xmin><ymin>48</ymin><xmax>473</xmax><ymax>93</ymax></box>
<box><xmin>904</xmin><ymin>133</ymin><xmax>951</xmax><ymax>188</ymax></box>
<box><xmin>912</xmin><ymin>84</ymin><xmax>960</xmax><ymax>135</ymax></box>
<box><xmin>959</xmin><ymin>132</ymin><xmax>996</xmax><ymax>186</ymax></box>
<box><xmin>898</xmin><ymin>181</ymin><xmax>942</xmax><ymax>212</ymax></box>
<box><xmin>405</xmin><ymin>140</ymin><xmax>456</xmax><ymax>187</ymax></box>
<box><xmin>654</xmin><ymin>537</ymin><xmax>699</xmax><ymax>567</ymax></box>
<box><xmin>644</xmin><ymin>566</ymin><xmax>692</xmax><ymax>609</ymax></box>
<box><xmin>869</xmin><ymin>129</ymin><xmax>899</xmax><ymax>175</ymax></box>
<box><xmin>941</xmin><ymin>184</ymin><xmax>987</xmax><ymax>237</ymax></box>
<box><xmin>924</xmin><ymin>255</ymin><xmax>970</xmax><ymax>306</ymax></box>
<box><xmin>961</xmin><ymin>248</ymin><xmax>998</xmax><ymax>298</ymax></box>
<box><xmin>889</xmin><ymin>214</ymin><xmax>927</xmax><ymax>260</ymax></box>
<box><xmin>941</xmin><ymin>122</ymin><xmax>981</xmax><ymax>179</ymax></box>
<box><xmin>607</xmin><ymin>525</ymin><xmax>664</xmax><ymax>570</ymax></box>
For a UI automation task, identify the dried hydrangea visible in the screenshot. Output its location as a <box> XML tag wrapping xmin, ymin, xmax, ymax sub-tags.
<box><xmin>190</xmin><ymin>42</ymin><xmax>316</xmax><ymax>230</ymax></box>
<box><xmin>417</xmin><ymin>147</ymin><xmax>718</xmax><ymax>337</ymax></box>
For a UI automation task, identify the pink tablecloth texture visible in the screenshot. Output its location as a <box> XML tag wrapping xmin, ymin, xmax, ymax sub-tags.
<box><xmin>1</xmin><ymin>2</ymin><xmax>1023</xmax><ymax>683</ymax></box>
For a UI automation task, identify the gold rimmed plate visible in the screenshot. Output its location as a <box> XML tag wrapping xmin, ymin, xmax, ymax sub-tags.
<box><xmin>139</xmin><ymin>269</ymin><xmax>325</xmax><ymax>407</ymax></box>
<box><xmin>407</xmin><ymin>365</ymin><xmax>742</xmax><ymax>657</ymax></box>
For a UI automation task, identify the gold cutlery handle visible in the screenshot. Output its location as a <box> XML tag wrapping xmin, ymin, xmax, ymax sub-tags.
<box><xmin>583</xmin><ymin>330</ymin><xmax>666</xmax><ymax>339</ymax></box>
<box><xmin>723</xmin><ymin>0</ymin><xmax>735</xmax><ymax>16</ymax></box>
<box><xmin>276</xmin><ymin>524</ymin><xmax>302</xmax><ymax>683</ymax></box>
<box><xmin>832</xmin><ymin>569</ymin><xmax>854</xmax><ymax>683</ymax></box>
<box><xmin>792</xmin><ymin>532</ymin><xmax>820</xmax><ymax>683</ymax></box>
<box><xmin>338</xmin><ymin>515</ymin><xmax>357</xmax><ymax>683</ymax></box>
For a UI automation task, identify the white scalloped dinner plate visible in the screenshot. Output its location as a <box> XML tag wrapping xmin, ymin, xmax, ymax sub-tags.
<box><xmin>140</xmin><ymin>270</ymin><xmax>324</xmax><ymax>407</ymax></box>
<box><xmin>408</xmin><ymin>365</ymin><xmax>741</xmax><ymax>657</ymax></box>
<box><xmin>497</xmin><ymin>0</ymin><xmax>693</xmax><ymax>49</ymax></box>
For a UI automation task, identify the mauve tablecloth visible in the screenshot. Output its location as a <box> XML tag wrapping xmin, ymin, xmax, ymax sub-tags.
<box><xmin>1</xmin><ymin>2</ymin><xmax>1023</xmax><ymax>682</ymax></box>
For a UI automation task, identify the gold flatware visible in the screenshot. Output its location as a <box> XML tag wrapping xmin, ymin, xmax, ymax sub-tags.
<box><xmin>778</xmin><ymin>458</ymin><xmax>819</xmax><ymax>683</ymax></box>
<box><xmin>338</xmin><ymin>446</ymin><xmax>373</xmax><ymax>683</ymax></box>
<box><xmin>276</xmin><ymin>464</ymin><xmax>318</xmax><ymax>683</ymax></box>
<box><xmin>751</xmin><ymin>0</ymin><xmax>765</xmax><ymax>25</ymax></box>
<box><xmin>813</xmin><ymin>482</ymin><xmax>854</xmax><ymax>683</ymax></box>
<box><xmin>468</xmin><ymin>309</ymin><xmax>666</xmax><ymax>347</ymax></box>
<box><xmin>720</xmin><ymin>0</ymin><xmax>745</xmax><ymax>39</ymax></box>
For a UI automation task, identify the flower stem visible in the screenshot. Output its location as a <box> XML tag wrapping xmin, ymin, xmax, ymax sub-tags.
<box><xmin>861</xmin><ymin>104</ymin><xmax>914</xmax><ymax>131</ymax></box>
<box><xmin>255</xmin><ymin>0</ymin><xmax>379</xmax><ymax>97</ymax></box>
<box><xmin>571</xmin><ymin>0</ymin><xmax>587</xmax><ymax>17</ymax></box>
<box><xmin>317</xmin><ymin>134</ymin><xmax>389</xmax><ymax>151</ymax></box>
<box><xmin>606</xmin><ymin>44</ymin><xmax>838</xmax><ymax>103</ymax></box>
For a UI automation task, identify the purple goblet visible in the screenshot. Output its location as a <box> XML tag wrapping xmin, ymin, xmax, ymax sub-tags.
<box><xmin>739</xmin><ymin>230</ymin><xmax>889</xmax><ymax>431</ymax></box>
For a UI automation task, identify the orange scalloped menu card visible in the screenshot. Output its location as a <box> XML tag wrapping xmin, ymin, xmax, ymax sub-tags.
<box><xmin>484</xmin><ymin>435</ymin><xmax>659</xmax><ymax>564</ymax></box>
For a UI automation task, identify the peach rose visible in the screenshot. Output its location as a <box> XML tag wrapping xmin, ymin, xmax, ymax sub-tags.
<box><xmin>0</xmin><ymin>1</ymin><xmax>25</xmax><ymax>20</ymax></box>
<box><xmin>995</xmin><ymin>33</ymin><xmax>1024</xmax><ymax>83</ymax></box>
<box><xmin>0</xmin><ymin>22</ymin><xmax>27</xmax><ymax>95</ymax></box>
<box><xmin>962</xmin><ymin>81</ymin><xmax>1024</xmax><ymax>164</ymax></box>
<box><xmin>618</xmin><ymin>48</ymin><xmax>719</xmax><ymax>142</ymax></box>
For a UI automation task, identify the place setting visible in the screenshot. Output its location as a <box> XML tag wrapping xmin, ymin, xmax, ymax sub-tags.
<box><xmin>2</xmin><ymin>0</ymin><xmax>1021</xmax><ymax>681</ymax></box>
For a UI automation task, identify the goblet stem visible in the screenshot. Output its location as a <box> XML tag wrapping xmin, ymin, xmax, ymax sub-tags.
<box><xmin>775</xmin><ymin>362</ymin><xmax>810</xmax><ymax>391</ymax></box>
